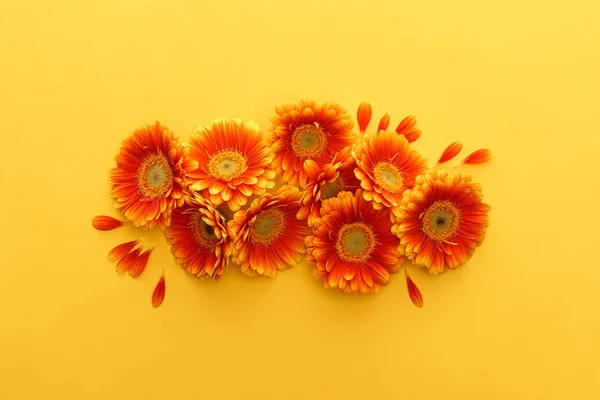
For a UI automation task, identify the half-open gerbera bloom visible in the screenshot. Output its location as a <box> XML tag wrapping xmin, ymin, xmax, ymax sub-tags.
<box><xmin>392</xmin><ymin>170</ymin><xmax>491</xmax><ymax>275</ymax></box>
<box><xmin>306</xmin><ymin>189</ymin><xmax>403</xmax><ymax>294</ymax></box>
<box><xmin>230</xmin><ymin>185</ymin><xmax>311</xmax><ymax>277</ymax></box>
<box><xmin>165</xmin><ymin>196</ymin><xmax>231</xmax><ymax>281</ymax></box>
<box><xmin>267</xmin><ymin>99</ymin><xmax>355</xmax><ymax>187</ymax></box>
<box><xmin>297</xmin><ymin>146</ymin><xmax>361</xmax><ymax>226</ymax></box>
<box><xmin>186</xmin><ymin>118</ymin><xmax>276</xmax><ymax>211</ymax></box>
<box><xmin>353</xmin><ymin>130</ymin><xmax>428</xmax><ymax>210</ymax></box>
<box><xmin>110</xmin><ymin>121</ymin><xmax>197</xmax><ymax>230</ymax></box>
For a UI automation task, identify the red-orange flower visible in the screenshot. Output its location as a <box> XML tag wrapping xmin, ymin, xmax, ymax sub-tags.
<box><xmin>297</xmin><ymin>146</ymin><xmax>361</xmax><ymax>227</ymax></box>
<box><xmin>186</xmin><ymin>118</ymin><xmax>276</xmax><ymax>211</ymax></box>
<box><xmin>110</xmin><ymin>121</ymin><xmax>197</xmax><ymax>230</ymax></box>
<box><xmin>392</xmin><ymin>170</ymin><xmax>491</xmax><ymax>274</ymax></box>
<box><xmin>165</xmin><ymin>196</ymin><xmax>231</xmax><ymax>281</ymax></box>
<box><xmin>267</xmin><ymin>99</ymin><xmax>355</xmax><ymax>187</ymax></box>
<box><xmin>230</xmin><ymin>185</ymin><xmax>311</xmax><ymax>277</ymax></box>
<box><xmin>353</xmin><ymin>130</ymin><xmax>428</xmax><ymax>210</ymax></box>
<box><xmin>306</xmin><ymin>189</ymin><xmax>403</xmax><ymax>294</ymax></box>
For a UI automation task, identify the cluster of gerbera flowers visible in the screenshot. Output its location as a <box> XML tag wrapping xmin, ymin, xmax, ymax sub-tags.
<box><xmin>92</xmin><ymin>100</ymin><xmax>491</xmax><ymax>308</ymax></box>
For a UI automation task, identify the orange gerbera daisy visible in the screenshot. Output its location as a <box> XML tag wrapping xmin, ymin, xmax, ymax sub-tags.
<box><xmin>353</xmin><ymin>130</ymin><xmax>428</xmax><ymax>210</ymax></box>
<box><xmin>110</xmin><ymin>121</ymin><xmax>197</xmax><ymax>230</ymax></box>
<box><xmin>267</xmin><ymin>99</ymin><xmax>355</xmax><ymax>187</ymax></box>
<box><xmin>297</xmin><ymin>146</ymin><xmax>361</xmax><ymax>227</ymax></box>
<box><xmin>165</xmin><ymin>196</ymin><xmax>231</xmax><ymax>281</ymax></box>
<box><xmin>186</xmin><ymin>118</ymin><xmax>276</xmax><ymax>211</ymax></box>
<box><xmin>306</xmin><ymin>189</ymin><xmax>403</xmax><ymax>294</ymax></box>
<box><xmin>392</xmin><ymin>170</ymin><xmax>491</xmax><ymax>275</ymax></box>
<box><xmin>230</xmin><ymin>185</ymin><xmax>311</xmax><ymax>277</ymax></box>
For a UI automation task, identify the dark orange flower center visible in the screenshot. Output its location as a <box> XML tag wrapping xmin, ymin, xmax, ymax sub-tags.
<box><xmin>421</xmin><ymin>200</ymin><xmax>461</xmax><ymax>241</ymax></box>
<box><xmin>249</xmin><ymin>208</ymin><xmax>286</xmax><ymax>245</ymax></box>
<box><xmin>137</xmin><ymin>154</ymin><xmax>173</xmax><ymax>198</ymax></box>
<box><xmin>335</xmin><ymin>222</ymin><xmax>376</xmax><ymax>263</ymax></box>
<box><xmin>209</xmin><ymin>149</ymin><xmax>248</xmax><ymax>181</ymax></box>
<box><xmin>373</xmin><ymin>162</ymin><xmax>404</xmax><ymax>193</ymax></box>
<box><xmin>291</xmin><ymin>124</ymin><xmax>328</xmax><ymax>159</ymax></box>
<box><xmin>321</xmin><ymin>176</ymin><xmax>345</xmax><ymax>200</ymax></box>
<box><xmin>191</xmin><ymin>212</ymin><xmax>217</xmax><ymax>250</ymax></box>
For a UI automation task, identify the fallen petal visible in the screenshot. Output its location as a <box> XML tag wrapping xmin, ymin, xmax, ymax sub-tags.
<box><xmin>92</xmin><ymin>216</ymin><xmax>123</xmax><ymax>231</ymax></box>
<box><xmin>151</xmin><ymin>270</ymin><xmax>166</xmax><ymax>308</ymax></box>
<box><xmin>108</xmin><ymin>240</ymin><xmax>139</xmax><ymax>262</ymax></box>
<box><xmin>438</xmin><ymin>141</ymin><xmax>463</xmax><ymax>164</ymax></box>
<box><xmin>405</xmin><ymin>269</ymin><xmax>424</xmax><ymax>308</ymax></box>
<box><xmin>462</xmin><ymin>149</ymin><xmax>492</xmax><ymax>164</ymax></box>
<box><xmin>357</xmin><ymin>102</ymin><xmax>372</xmax><ymax>132</ymax></box>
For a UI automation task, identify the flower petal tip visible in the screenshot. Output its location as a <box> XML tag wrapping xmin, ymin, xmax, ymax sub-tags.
<box><xmin>405</xmin><ymin>270</ymin><xmax>424</xmax><ymax>308</ymax></box>
<box><xmin>377</xmin><ymin>114</ymin><xmax>391</xmax><ymax>132</ymax></box>
<box><xmin>92</xmin><ymin>215</ymin><xmax>123</xmax><ymax>231</ymax></box>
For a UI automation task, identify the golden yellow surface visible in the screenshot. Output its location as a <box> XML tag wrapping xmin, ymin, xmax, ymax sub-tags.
<box><xmin>1</xmin><ymin>1</ymin><xmax>599</xmax><ymax>399</ymax></box>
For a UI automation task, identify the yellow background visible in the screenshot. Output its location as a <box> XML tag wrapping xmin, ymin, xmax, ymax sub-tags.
<box><xmin>1</xmin><ymin>1</ymin><xmax>599</xmax><ymax>399</ymax></box>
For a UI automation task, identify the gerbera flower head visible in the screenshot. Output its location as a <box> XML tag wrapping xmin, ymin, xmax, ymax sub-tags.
<box><xmin>165</xmin><ymin>195</ymin><xmax>232</xmax><ymax>281</ymax></box>
<box><xmin>306</xmin><ymin>189</ymin><xmax>403</xmax><ymax>294</ymax></box>
<box><xmin>267</xmin><ymin>99</ymin><xmax>355</xmax><ymax>187</ymax></box>
<box><xmin>110</xmin><ymin>122</ymin><xmax>197</xmax><ymax>230</ymax></box>
<box><xmin>186</xmin><ymin>118</ymin><xmax>276</xmax><ymax>211</ymax></box>
<box><xmin>392</xmin><ymin>170</ymin><xmax>491</xmax><ymax>275</ymax></box>
<box><xmin>353</xmin><ymin>130</ymin><xmax>428</xmax><ymax>210</ymax></box>
<box><xmin>297</xmin><ymin>146</ymin><xmax>361</xmax><ymax>226</ymax></box>
<box><xmin>229</xmin><ymin>185</ymin><xmax>311</xmax><ymax>278</ymax></box>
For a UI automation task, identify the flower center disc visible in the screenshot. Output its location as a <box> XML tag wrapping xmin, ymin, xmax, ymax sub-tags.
<box><xmin>421</xmin><ymin>200</ymin><xmax>461</xmax><ymax>241</ymax></box>
<box><xmin>191</xmin><ymin>212</ymin><xmax>217</xmax><ymax>250</ymax></box>
<box><xmin>374</xmin><ymin>162</ymin><xmax>404</xmax><ymax>193</ymax></box>
<box><xmin>137</xmin><ymin>154</ymin><xmax>173</xmax><ymax>198</ymax></box>
<box><xmin>209</xmin><ymin>150</ymin><xmax>248</xmax><ymax>181</ymax></box>
<box><xmin>321</xmin><ymin>176</ymin><xmax>345</xmax><ymax>200</ymax></box>
<box><xmin>250</xmin><ymin>209</ymin><xmax>286</xmax><ymax>245</ymax></box>
<box><xmin>335</xmin><ymin>222</ymin><xmax>376</xmax><ymax>263</ymax></box>
<box><xmin>291</xmin><ymin>124</ymin><xmax>328</xmax><ymax>158</ymax></box>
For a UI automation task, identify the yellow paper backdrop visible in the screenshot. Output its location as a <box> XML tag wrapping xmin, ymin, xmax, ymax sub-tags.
<box><xmin>1</xmin><ymin>1</ymin><xmax>599</xmax><ymax>399</ymax></box>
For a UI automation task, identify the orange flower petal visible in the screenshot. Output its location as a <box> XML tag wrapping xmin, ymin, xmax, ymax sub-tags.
<box><xmin>357</xmin><ymin>102</ymin><xmax>372</xmax><ymax>133</ymax></box>
<box><xmin>395</xmin><ymin>116</ymin><xmax>422</xmax><ymax>142</ymax></box>
<box><xmin>462</xmin><ymin>149</ymin><xmax>492</xmax><ymax>164</ymax></box>
<box><xmin>108</xmin><ymin>240</ymin><xmax>139</xmax><ymax>262</ymax></box>
<box><xmin>151</xmin><ymin>270</ymin><xmax>166</xmax><ymax>308</ymax></box>
<box><xmin>92</xmin><ymin>215</ymin><xmax>123</xmax><ymax>231</ymax></box>
<box><xmin>405</xmin><ymin>269</ymin><xmax>423</xmax><ymax>308</ymax></box>
<box><xmin>377</xmin><ymin>113</ymin><xmax>390</xmax><ymax>132</ymax></box>
<box><xmin>437</xmin><ymin>141</ymin><xmax>463</xmax><ymax>164</ymax></box>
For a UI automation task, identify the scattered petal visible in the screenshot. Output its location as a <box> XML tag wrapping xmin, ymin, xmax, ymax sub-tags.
<box><xmin>396</xmin><ymin>116</ymin><xmax>421</xmax><ymax>142</ymax></box>
<box><xmin>152</xmin><ymin>270</ymin><xmax>166</xmax><ymax>308</ymax></box>
<box><xmin>405</xmin><ymin>269</ymin><xmax>423</xmax><ymax>308</ymax></box>
<box><xmin>462</xmin><ymin>149</ymin><xmax>492</xmax><ymax>164</ymax></box>
<box><xmin>108</xmin><ymin>240</ymin><xmax>139</xmax><ymax>262</ymax></box>
<box><xmin>377</xmin><ymin>113</ymin><xmax>390</xmax><ymax>132</ymax></box>
<box><xmin>92</xmin><ymin>216</ymin><xmax>123</xmax><ymax>231</ymax></box>
<box><xmin>437</xmin><ymin>141</ymin><xmax>463</xmax><ymax>164</ymax></box>
<box><xmin>357</xmin><ymin>102</ymin><xmax>372</xmax><ymax>132</ymax></box>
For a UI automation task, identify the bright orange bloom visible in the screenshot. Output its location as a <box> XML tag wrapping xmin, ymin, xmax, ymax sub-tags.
<box><xmin>186</xmin><ymin>118</ymin><xmax>276</xmax><ymax>211</ymax></box>
<box><xmin>165</xmin><ymin>196</ymin><xmax>232</xmax><ymax>281</ymax></box>
<box><xmin>395</xmin><ymin>115</ymin><xmax>422</xmax><ymax>142</ymax></box>
<box><xmin>267</xmin><ymin>99</ymin><xmax>355</xmax><ymax>187</ymax></box>
<box><xmin>92</xmin><ymin>215</ymin><xmax>123</xmax><ymax>231</ymax></box>
<box><xmin>230</xmin><ymin>185</ymin><xmax>310</xmax><ymax>277</ymax></box>
<box><xmin>392</xmin><ymin>170</ymin><xmax>491</xmax><ymax>275</ymax></box>
<box><xmin>306</xmin><ymin>190</ymin><xmax>403</xmax><ymax>294</ymax></box>
<box><xmin>297</xmin><ymin>147</ymin><xmax>361</xmax><ymax>227</ymax></box>
<box><xmin>353</xmin><ymin>130</ymin><xmax>428</xmax><ymax>210</ymax></box>
<box><xmin>110</xmin><ymin>122</ymin><xmax>197</xmax><ymax>230</ymax></box>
